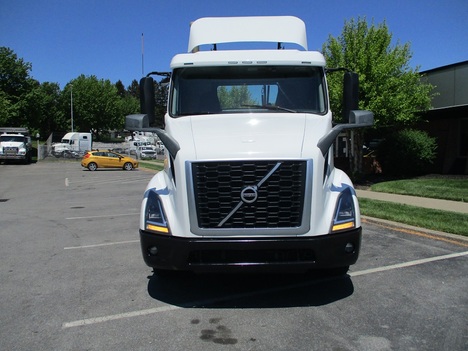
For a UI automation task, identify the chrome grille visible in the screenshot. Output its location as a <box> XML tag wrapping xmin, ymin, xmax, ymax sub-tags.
<box><xmin>191</xmin><ymin>161</ymin><xmax>307</xmax><ymax>229</ymax></box>
<box><xmin>5</xmin><ymin>147</ymin><xmax>18</xmax><ymax>155</ymax></box>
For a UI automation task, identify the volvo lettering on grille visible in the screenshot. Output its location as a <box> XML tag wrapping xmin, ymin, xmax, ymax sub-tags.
<box><xmin>240</xmin><ymin>186</ymin><xmax>258</xmax><ymax>204</ymax></box>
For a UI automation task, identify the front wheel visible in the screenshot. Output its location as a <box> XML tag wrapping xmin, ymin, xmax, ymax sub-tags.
<box><xmin>23</xmin><ymin>153</ymin><xmax>31</xmax><ymax>164</ymax></box>
<box><xmin>87</xmin><ymin>162</ymin><xmax>98</xmax><ymax>171</ymax></box>
<box><xmin>123</xmin><ymin>162</ymin><xmax>133</xmax><ymax>171</ymax></box>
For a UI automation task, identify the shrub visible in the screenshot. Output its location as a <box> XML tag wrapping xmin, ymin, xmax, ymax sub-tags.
<box><xmin>377</xmin><ymin>129</ymin><xmax>437</xmax><ymax>176</ymax></box>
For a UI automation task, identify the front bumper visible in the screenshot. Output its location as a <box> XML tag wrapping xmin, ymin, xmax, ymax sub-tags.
<box><xmin>140</xmin><ymin>228</ymin><xmax>361</xmax><ymax>273</ymax></box>
<box><xmin>0</xmin><ymin>154</ymin><xmax>26</xmax><ymax>160</ymax></box>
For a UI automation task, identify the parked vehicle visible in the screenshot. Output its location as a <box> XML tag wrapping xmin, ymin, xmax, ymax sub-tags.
<box><xmin>136</xmin><ymin>146</ymin><xmax>157</xmax><ymax>159</ymax></box>
<box><xmin>81</xmin><ymin>150</ymin><xmax>138</xmax><ymax>171</ymax></box>
<box><xmin>126</xmin><ymin>16</ymin><xmax>373</xmax><ymax>275</ymax></box>
<box><xmin>0</xmin><ymin>128</ymin><xmax>32</xmax><ymax>164</ymax></box>
<box><xmin>53</xmin><ymin>132</ymin><xmax>92</xmax><ymax>156</ymax></box>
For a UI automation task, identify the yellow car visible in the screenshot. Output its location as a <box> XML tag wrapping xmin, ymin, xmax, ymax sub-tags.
<box><xmin>81</xmin><ymin>150</ymin><xmax>139</xmax><ymax>171</ymax></box>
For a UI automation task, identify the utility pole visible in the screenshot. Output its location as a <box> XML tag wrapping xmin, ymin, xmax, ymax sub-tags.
<box><xmin>70</xmin><ymin>85</ymin><xmax>74</xmax><ymax>132</ymax></box>
<box><xmin>141</xmin><ymin>33</ymin><xmax>144</xmax><ymax>76</ymax></box>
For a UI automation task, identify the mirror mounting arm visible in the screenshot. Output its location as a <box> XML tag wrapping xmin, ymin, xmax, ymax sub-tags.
<box><xmin>125</xmin><ymin>114</ymin><xmax>180</xmax><ymax>159</ymax></box>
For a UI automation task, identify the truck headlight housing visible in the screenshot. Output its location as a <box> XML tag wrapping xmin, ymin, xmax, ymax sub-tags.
<box><xmin>331</xmin><ymin>188</ymin><xmax>356</xmax><ymax>232</ymax></box>
<box><xmin>145</xmin><ymin>190</ymin><xmax>170</xmax><ymax>234</ymax></box>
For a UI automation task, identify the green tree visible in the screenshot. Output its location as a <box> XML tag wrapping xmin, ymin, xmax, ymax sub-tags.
<box><xmin>322</xmin><ymin>18</ymin><xmax>434</xmax><ymax>175</ymax></box>
<box><xmin>127</xmin><ymin>80</ymin><xmax>140</xmax><ymax>99</ymax></box>
<box><xmin>62</xmin><ymin>75</ymin><xmax>122</xmax><ymax>139</ymax></box>
<box><xmin>115</xmin><ymin>80</ymin><xmax>126</xmax><ymax>98</ymax></box>
<box><xmin>0</xmin><ymin>90</ymin><xmax>15</xmax><ymax>125</ymax></box>
<box><xmin>24</xmin><ymin>81</ymin><xmax>65</xmax><ymax>137</ymax></box>
<box><xmin>117</xmin><ymin>94</ymin><xmax>140</xmax><ymax>127</ymax></box>
<box><xmin>0</xmin><ymin>47</ymin><xmax>32</xmax><ymax>100</ymax></box>
<box><xmin>115</xmin><ymin>79</ymin><xmax>140</xmax><ymax>129</ymax></box>
<box><xmin>218</xmin><ymin>85</ymin><xmax>254</xmax><ymax>109</ymax></box>
<box><xmin>377</xmin><ymin>129</ymin><xmax>437</xmax><ymax>176</ymax></box>
<box><xmin>154</xmin><ymin>80</ymin><xmax>168</xmax><ymax>126</ymax></box>
<box><xmin>0</xmin><ymin>47</ymin><xmax>36</xmax><ymax>126</ymax></box>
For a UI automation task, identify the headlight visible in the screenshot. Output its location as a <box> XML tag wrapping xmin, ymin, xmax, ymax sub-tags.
<box><xmin>145</xmin><ymin>190</ymin><xmax>170</xmax><ymax>234</ymax></box>
<box><xmin>331</xmin><ymin>188</ymin><xmax>356</xmax><ymax>232</ymax></box>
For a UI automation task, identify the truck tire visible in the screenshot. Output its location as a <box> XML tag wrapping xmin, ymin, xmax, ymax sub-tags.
<box><xmin>23</xmin><ymin>152</ymin><xmax>31</xmax><ymax>164</ymax></box>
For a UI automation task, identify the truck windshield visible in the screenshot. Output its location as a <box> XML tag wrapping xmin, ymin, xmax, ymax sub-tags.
<box><xmin>170</xmin><ymin>66</ymin><xmax>326</xmax><ymax>116</ymax></box>
<box><xmin>1</xmin><ymin>136</ymin><xmax>25</xmax><ymax>143</ymax></box>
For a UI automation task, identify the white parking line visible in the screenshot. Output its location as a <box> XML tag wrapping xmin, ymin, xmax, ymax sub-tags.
<box><xmin>64</xmin><ymin>240</ymin><xmax>139</xmax><ymax>250</ymax></box>
<box><xmin>350</xmin><ymin>251</ymin><xmax>468</xmax><ymax>277</ymax></box>
<box><xmin>65</xmin><ymin>213</ymin><xmax>139</xmax><ymax>220</ymax></box>
<box><xmin>61</xmin><ymin>250</ymin><xmax>468</xmax><ymax>329</ymax></box>
<box><xmin>65</xmin><ymin>175</ymin><xmax>152</xmax><ymax>187</ymax></box>
<box><xmin>62</xmin><ymin>305</ymin><xmax>181</xmax><ymax>328</ymax></box>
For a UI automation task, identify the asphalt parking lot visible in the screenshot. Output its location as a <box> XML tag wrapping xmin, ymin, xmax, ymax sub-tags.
<box><xmin>1</xmin><ymin>160</ymin><xmax>467</xmax><ymax>351</ymax></box>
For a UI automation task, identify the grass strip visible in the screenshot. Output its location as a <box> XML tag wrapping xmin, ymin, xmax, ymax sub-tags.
<box><xmin>359</xmin><ymin>198</ymin><xmax>468</xmax><ymax>236</ymax></box>
<box><xmin>370</xmin><ymin>179</ymin><xmax>468</xmax><ymax>202</ymax></box>
<box><xmin>139</xmin><ymin>161</ymin><xmax>164</xmax><ymax>172</ymax></box>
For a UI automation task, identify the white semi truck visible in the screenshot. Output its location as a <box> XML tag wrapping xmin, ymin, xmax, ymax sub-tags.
<box><xmin>52</xmin><ymin>132</ymin><xmax>92</xmax><ymax>156</ymax></box>
<box><xmin>126</xmin><ymin>16</ymin><xmax>373</xmax><ymax>275</ymax></box>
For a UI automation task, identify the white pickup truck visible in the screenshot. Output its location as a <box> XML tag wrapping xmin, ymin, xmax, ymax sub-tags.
<box><xmin>126</xmin><ymin>16</ymin><xmax>373</xmax><ymax>275</ymax></box>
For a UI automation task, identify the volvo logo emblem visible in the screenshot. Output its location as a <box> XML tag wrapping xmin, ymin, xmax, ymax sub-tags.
<box><xmin>217</xmin><ymin>162</ymin><xmax>282</xmax><ymax>227</ymax></box>
<box><xmin>240</xmin><ymin>186</ymin><xmax>258</xmax><ymax>204</ymax></box>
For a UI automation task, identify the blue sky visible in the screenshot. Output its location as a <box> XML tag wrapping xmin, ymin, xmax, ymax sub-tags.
<box><xmin>1</xmin><ymin>0</ymin><xmax>467</xmax><ymax>89</ymax></box>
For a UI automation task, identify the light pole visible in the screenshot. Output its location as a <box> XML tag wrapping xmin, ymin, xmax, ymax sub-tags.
<box><xmin>36</xmin><ymin>133</ymin><xmax>40</xmax><ymax>160</ymax></box>
<box><xmin>70</xmin><ymin>85</ymin><xmax>74</xmax><ymax>132</ymax></box>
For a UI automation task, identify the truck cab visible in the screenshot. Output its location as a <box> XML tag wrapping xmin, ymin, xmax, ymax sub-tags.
<box><xmin>52</xmin><ymin>132</ymin><xmax>92</xmax><ymax>156</ymax></box>
<box><xmin>0</xmin><ymin>128</ymin><xmax>32</xmax><ymax>164</ymax></box>
<box><xmin>127</xmin><ymin>16</ymin><xmax>373</xmax><ymax>275</ymax></box>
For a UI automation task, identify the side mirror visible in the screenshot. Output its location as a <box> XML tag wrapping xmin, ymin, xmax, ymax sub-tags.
<box><xmin>349</xmin><ymin>110</ymin><xmax>373</xmax><ymax>127</ymax></box>
<box><xmin>125</xmin><ymin>114</ymin><xmax>181</xmax><ymax>159</ymax></box>
<box><xmin>139</xmin><ymin>77</ymin><xmax>155</xmax><ymax>125</ymax></box>
<box><xmin>126</xmin><ymin>114</ymin><xmax>149</xmax><ymax>130</ymax></box>
<box><xmin>316</xmin><ymin>69</ymin><xmax>373</xmax><ymax>155</ymax></box>
<box><xmin>343</xmin><ymin>72</ymin><xmax>359</xmax><ymax>122</ymax></box>
<box><xmin>317</xmin><ymin>110</ymin><xmax>374</xmax><ymax>156</ymax></box>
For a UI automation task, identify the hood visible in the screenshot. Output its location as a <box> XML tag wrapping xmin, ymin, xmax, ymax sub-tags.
<box><xmin>189</xmin><ymin>113</ymin><xmax>307</xmax><ymax>159</ymax></box>
<box><xmin>1</xmin><ymin>141</ymin><xmax>24</xmax><ymax>147</ymax></box>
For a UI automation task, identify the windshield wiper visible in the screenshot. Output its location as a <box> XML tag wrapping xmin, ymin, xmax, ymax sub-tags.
<box><xmin>177</xmin><ymin>111</ymin><xmax>219</xmax><ymax>116</ymax></box>
<box><xmin>242</xmin><ymin>104</ymin><xmax>297</xmax><ymax>113</ymax></box>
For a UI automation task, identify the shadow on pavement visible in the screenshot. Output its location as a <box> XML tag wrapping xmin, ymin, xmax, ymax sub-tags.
<box><xmin>147</xmin><ymin>271</ymin><xmax>354</xmax><ymax>308</ymax></box>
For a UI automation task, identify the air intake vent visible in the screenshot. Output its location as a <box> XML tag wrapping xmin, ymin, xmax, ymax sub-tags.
<box><xmin>190</xmin><ymin>160</ymin><xmax>308</xmax><ymax>229</ymax></box>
